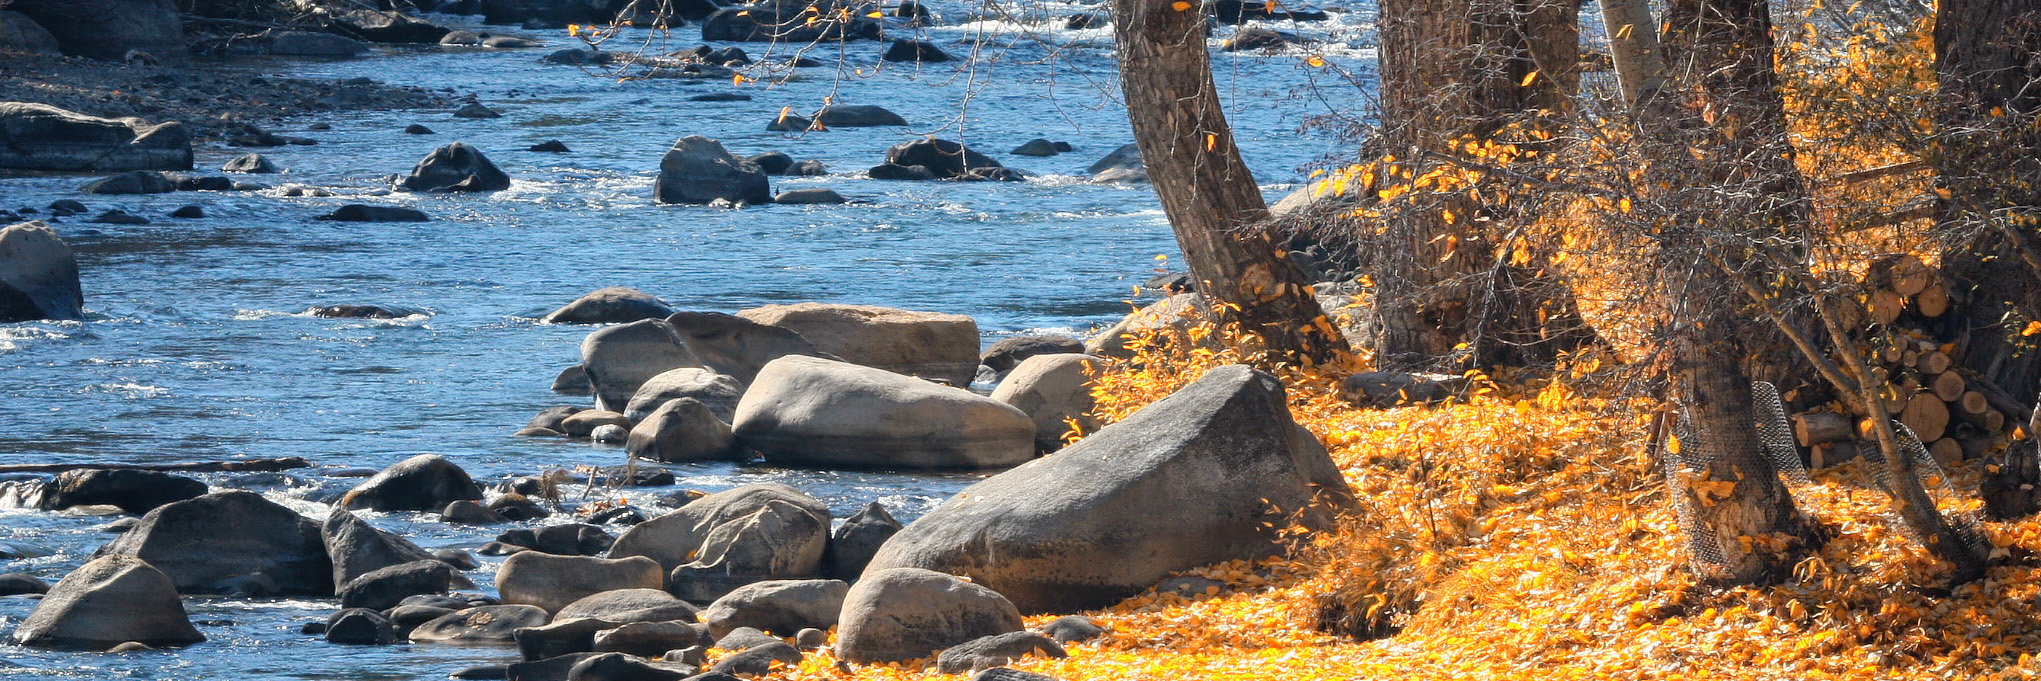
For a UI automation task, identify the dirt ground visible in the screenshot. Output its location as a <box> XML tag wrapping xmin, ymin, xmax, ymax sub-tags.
<box><xmin>0</xmin><ymin>52</ymin><xmax>452</xmax><ymax>140</ymax></box>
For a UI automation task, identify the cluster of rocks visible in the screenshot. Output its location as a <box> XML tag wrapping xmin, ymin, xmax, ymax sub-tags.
<box><xmin>523</xmin><ymin>288</ymin><xmax>1102</xmax><ymax>470</ymax></box>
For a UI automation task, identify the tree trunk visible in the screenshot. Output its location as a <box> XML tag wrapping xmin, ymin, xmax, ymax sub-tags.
<box><xmin>1638</xmin><ymin>0</ymin><xmax>1821</xmax><ymax>584</ymax></box>
<box><xmin>1110</xmin><ymin>0</ymin><xmax>1351</xmax><ymax>369</ymax></box>
<box><xmin>1599</xmin><ymin>0</ymin><xmax>1669</xmax><ymax>107</ymax></box>
<box><xmin>1368</xmin><ymin>0</ymin><xmax>1588</xmax><ymax>370</ymax></box>
<box><xmin>1933</xmin><ymin>0</ymin><xmax>2041</xmax><ymax>408</ymax></box>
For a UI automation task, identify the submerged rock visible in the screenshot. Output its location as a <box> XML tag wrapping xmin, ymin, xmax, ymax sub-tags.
<box><xmin>542</xmin><ymin>287</ymin><xmax>674</xmax><ymax>325</ymax></box>
<box><xmin>881</xmin><ymin>38</ymin><xmax>952</xmax><ymax>62</ymax></box>
<box><xmin>813</xmin><ymin>104</ymin><xmax>907</xmax><ymax>127</ymax></box>
<box><xmin>316</xmin><ymin>205</ymin><xmax>430</xmax><ymax>222</ymax></box>
<box><xmin>882</xmin><ymin>139</ymin><xmax>1000</xmax><ymax>180</ymax></box>
<box><xmin>401</xmin><ymin>142</ymin><xmax>510</xmax><ymax>192</ymax></box>
<box><xmin>654</xmin><ymin>135</ymin><xmax>771</xmax><ymax>206</ymax></box>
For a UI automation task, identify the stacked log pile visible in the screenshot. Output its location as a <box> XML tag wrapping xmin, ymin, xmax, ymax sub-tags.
<box><xmin>1795</xmin><ymin>255</ymin><xmax>2027</xmax><ymax>468</ymax></box>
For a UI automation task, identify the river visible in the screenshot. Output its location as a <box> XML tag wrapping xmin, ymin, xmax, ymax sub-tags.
<box><xmin>0</xmin><ymin>4</ymin><xmax>1370</xmax><ymax>678</ymax></box>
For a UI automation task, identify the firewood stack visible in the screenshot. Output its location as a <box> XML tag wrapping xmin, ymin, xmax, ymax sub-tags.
<box><xmin>1794</xmin><ymin>254</ymin><xmax>2019</xmax><ymax>468</ymax></box>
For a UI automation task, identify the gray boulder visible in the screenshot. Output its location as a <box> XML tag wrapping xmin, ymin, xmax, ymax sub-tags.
<box><xmin>581</xmin><ymin>319</ymin><xmax>703</xmax><ymax>412</ymax></box>
<box><xmin>402</xmin><ymin>142</ymin><xmax>510</xmax><ymax>192</ymax></box>
<box><xmin>222</xmin><ymin>153</ymin><xmax>279</xmax><ymax>173</ymax></box>
<box><xmin>834</xmin><ymin>567</ymin><xmax>1023</xmax><ymax>664</ymax></box>
<box><xmin>326</xmin><ymin>608</ymin><xmax>400</xmax><ymax>645</ymax></box>
<box><xmin>881</xmin><ymin>38</ymin><xmax>952</xmax><ymax>62</ymax></box>
<box><xmin>624</xmin><ymin>368</ymin><xmax>743</xmax><ymax>423</ymax></box>
<box><xmin>663</xmin><ymin>311</ymin><xmax>826</xmax><ymax>384</ymax></box>
<box><xmin>731</xmin><ymin>355</ymin><xmax>1035</xmax><ymax>469</ymax></box>
<box><xmin>8</xmin><ymin>555</ymin><xmax>202</xmax><ymax>649</ymax></box>
<box><xmin>266</xmin><ymin>30</ymin><xmax>364</xmax><ymax>55</ymax></box>
<box><xmin>555</xmin><ymin>588</ymin><xmax>700</xmax><ymax>624</ymax></box>
<box><xmin>608</xmin><ymin>483</ymin><xmax>828</xmax><ymax>574</ymax></box>
<box><xmin>514</xmin><ymin>617</ymin><xmax>619</xmax><ymax>661</ymax></box>
<box><xmin>1036</xmin><ymin>614</ymin><xmax>1104</xmax><ymax>644</ymax></box>
<box><xmin>36</xmin><ymin>469</ymin><xmax>204</xmax><ymax>515</ymax></box>
<box><xmin>0</xmin><ymin>11</ymin><xmax>59</xmax><ymax>54</ymax></box>
<box><xmin>323</xmin><ymin>507</ymin><xmax>438</xmax><ymax>590</ymax></box>
<box><xmin>735</xmin><ymin>302</ymin><xmax>980</xmax><ymax>386</ymax></box>
<box><xmin>626</xmin><ymin>398</ymin><xmax>740</xmax><ymax>463</ymax></box>
<box><xmin>668</xmin><ymin>498</ymin><xmax>830</xmax><ymax>602</ymax></box>
<box><xmin>980</xmin><ymin>335</ymin><xmax>1084</xmax><ymax>375</ymax></box>
<box><xmin>0</xmin><ymin>103</ymin><xmax>189</xmax><ymax>171</ymax></box>
<box><xmin>408</xmin><ymin>604</ymin><xmax>551</xmax><ymax>644</ymax></box>
<box><xmin>1086</xmin><ymin>143</ymin><xmax>1146</xmax><ymax>183</ymax></box>
<box><xmin>862</xmin><ymin>365</ymin><xmax>1353</xmax><ymax>613</ymax></box>
<box><xmin>592</xmin><ymin>621</ymin><xmax>698</xmax><ymax>657</ymax></box>
<box><xmin>701</xmin><ymin>579</ymin><xmax>847</xmax><ymax>638</ymax></box>
<box><xmin>0</xmin><ymin>221</ymin><xmax>82</xmax><ymax>322</ymax></box>
<box><xmin>553</xmin><ymin>365</ymin><xmax>592</xmax><ymax>395</ymax></box>
<box><xmin>4</xmin><ymin>0</ymin><xmax>182</xmax><ymax>59</ymax></box>
<box><xmin>882</xmin><ymin>138</ymin><xmax>998</xmax><ymax>180</ymax></box>
<box><xmin>496</xmin><ymin>552</ymin><xmax>664</xmax><ymax>613</ymax></box>
<box><xmin>94</xmin><ymin>490</ymin><xmax>331</xmax><ymax>595</ymax></box>
<box><xmin>338</xmin><ymin>560</ymin><xmax>473</xmax><ymax>611</ymax></box>
<box><xmin>561</xmin><ymin>410</ymin><xmax>632</xmax><ymax>438</ymax></box>
<box><xmin>822</xmin><ymin>501</ymin><xmax>900</xmax><ymax>580</ymax></box>
<box><xmin>567</xmin><ymin>652</ymin><xmax>693</xmax><ymax>681</ymax></box>
<box><xmin>544</xmin><ymin>287</ymin><xmax>674</xmax><ymax>325</ymax></box>
<box><xmin>813</xmin><ymin>105</ymin><xmax>906</xmax><ymax>127</ymax></box>
<box><xmin>989</xmin><ymin>354</ymin><xmax>1102</xmax><ymax>453</ymax></box>
<box><xmin>773</xmin><ymin>188</ymin><xmax>846</xmax><ymax>204</ymax></box>
<box><xmin>935</xmin><ymin>631</ymin><xmax>1067</xmax><ymax>674</ymax></box>
<box><xmin>340</xmin><ymin>454</ymin><xmax>484</xmax><ymax>512</ymax></box>
<box><xmin>654</xmin><ymin>136</ymin><xmax>770</xmax><ymax>205</ymax></box>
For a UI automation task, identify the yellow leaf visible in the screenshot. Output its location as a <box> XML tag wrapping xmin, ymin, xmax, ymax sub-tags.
<box><xmin>2024</xmin><ymin>321</ymin><xmax>2041</xmax><ymax>336</ymax></box>
<box><xmin>567</xmin><ymin>23</ymin><xmax>581</xmax><ymax>36</ymax></box>
<box><xmin>1306</xmin><ymin>55</ymin><xmax>1325</xmax><ymax>68</ymax></box>
<box><xmin>733</xmin><ymin>74</ymin><xmax>746</xmax><ymax>85</ymax></box>
<box><xmin>1520</xmin><ymin>70</ymin><xmax>1538</xmax><ymax>87</ymax></box>
<box><xmin>1172</xmin><ymin>0</ymin><xmax>1192</xmax><ymax>10</ymax></box>
<box><xmin>1154</xmin><ymin>254</ymin><xmax>1169</xmax><ymax>261</ymax></box>
<box><xmin>1619</xmin><ymin>197</ymin><xmax>1632</xmax><ymax>213</ymax></box>
<box><xmin>1205</xmin><ymin>133</ymin><xmax>1217</xmax><ymax>151</ymax></box>
<box><xmin>867</xmin><ymin>10</ymin><xmax>884</xmax><ymax>17</ymax></box>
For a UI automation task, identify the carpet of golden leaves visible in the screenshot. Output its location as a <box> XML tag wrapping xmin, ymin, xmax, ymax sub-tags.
<box><xmin>767</xmin><ymin>331</ymin><xmax>2041</xmax><ymax>681</ymax></box>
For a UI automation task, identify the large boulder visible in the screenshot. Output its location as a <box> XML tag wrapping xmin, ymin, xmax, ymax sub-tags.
<box><xmin>554</xmin><ymin>588</ymin><xmax>700</xmax><ymax>623</ymax></box>
<box><xmin>409</xmin><ymin>604</ymin><xmax>551</xmax><ymax>644</ymax></box>
<box><xmin>0</xmin><ymin>12</ymin><xmax>59</xmax><ymax>54</ymax></box>
<box><xmin>668</xmin><ymin>497</ymin><xmax>829</xmax><ymax>601</ymax></box>
<box><xmin>663</xmin><ymin>311</ymin><xmax>826</xmax><ymax>384</ymax></box>
<box><xmin>340</xmin><ymin>454</ymin><xmax>484</xmax><ymax>512</ymax></box>
<box><xmin>5</xmin><ymin>0</ymin><xmax>183</xmax><ymax>59</ymax></box>
<box><xmin>328</xmin><ymin>9</ymin><xmax>450</xmax><ymax>43</ymax></box>
<box><xmin>812</xmin><ymin>105</ymin><xmax>907</xmax><ymax>127</ymax></box>
<box><xmin>581</xmin><ymin>319</ymin><xmax>703</xmax><ymax>412</ymax></box>
<box><xmin>496</xmin><ymin>552</ymin><xmax>664</xmax><ymax>613</ymax></box>
<box><xmin>624</xmin><ymin>368</ymin><xmax>743</xmax><ymax>423</ymax></box>
<box><xmin>9</xmin><ymin>555</ymin><xmax>203</xmax><ymax>649</ymax></box>
<box><xmin>701</xmin><ymin>578</ymin><xmax>846</xmax><ymax>638</ymax></box>
<box><xmin>608</xmin><ymin>484</ymin><xmax>827</xmax><ymax>573</ymax></box>
<box><xmin>402</xmin><ymin>142</ymin><xmax>511</xmax><ymax>192</ymax></box>
<box><xmin>323</xmin><ymin>508</ymin><xmax>439</xmax><ymax>591</ymax></box>
<box><xmin>654</xmin><ymin>135</ymin><xmax>771</xmax><ymax>205</ymax></box>
<box><xmin>0</xmin><ymin>103</ymin><xmax>190</xmax><ymax>171</ymax></box>
<box><xmin>0</xmin><ymin>222</ymin><xmax>82</xmax><ymax>323</ymax></box>
<box><xmin>731</xmin><ymin>356</ymin><xmax>1035</xmax><ymax>469</ymax></box>
<box><xmin>834</xmin><ymin>567</ymin><xmax>1023</xmax><ymax>664</ymax></box>
<box><xmin>35</xmin><ymin>469</ymin><xmax>204</xmax><ymax>515</ymax></box>
<box><xmin>881</xmin><ymin>139</ymin><xmax>1000</xmax><ymax>180</ymax></box>
<box><xmin>94</xmin><ymin>490</ymin><xmax>331</xmax><ymax>595</ymax></box>
<box><xmin>543</xmin><ymin>287</ymin><xmax>675</xmax><ymax>324</ymax></box>
<box><xmin>989</xmin><ymin>354</ymin><xmax>1102</xmax><ymax>453</ymax></box>
<box><xmin>863</xmin><ymin>365</ymin><xmax>1353</xmax><ymax>613</ymax></box>
<box><xmin>735</xmin><ymin>303</ymin><xmax>978</xmax><ymax>385</ymax></box>
<box><xmin>626</xmin><ymin>397</ymin><xmax>741</xmax><ymax>463</ymax></box>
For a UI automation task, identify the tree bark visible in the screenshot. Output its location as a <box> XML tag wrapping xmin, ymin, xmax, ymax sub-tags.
<box><xmin>1368</xmin><ymin>0</ymin><xmax>1590</xmax><ymax>370</ymax></box>
<box><xmin>1599</xmin><ymin>0</ymin><xmax>1669</xmax><ymax>107</ymax></box>
<box><xmin>1110</xmin><ymin>0</ymin><xmax>1351</xmax><ymax>369</ymax></box>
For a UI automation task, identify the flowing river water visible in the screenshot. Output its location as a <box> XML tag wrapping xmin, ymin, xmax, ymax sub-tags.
<box><xmin>0</xmin><ymin>5</ymin><xmax>1371</xmax><ymax>678</ymax></box>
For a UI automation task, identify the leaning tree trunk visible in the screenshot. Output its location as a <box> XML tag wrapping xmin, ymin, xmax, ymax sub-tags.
<box><xmin>1638</xmin><ymin>0</ymin><xmax>1821</xmax><ymax>584</ymax></box>
<box><xmin>1367</xmin><ymin>0</ymin><xmax>1592</xmax><ymax>370</ymax></box>
<box><xmin>1598</xmin><ymin>0</ymin><xmax>1669</xmax><ymax>107</ymax></box>
<box><xmin>1110</xmin><ymin>0</ymin><xmax>1352</xmax><ymax>369</ymax></box>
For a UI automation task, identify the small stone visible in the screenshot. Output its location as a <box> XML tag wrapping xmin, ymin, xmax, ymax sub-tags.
<box><xmin>528</xmin><ymin>140</ymin><xmax>570</xmax><ymax>152</ymax></box>
<box><xmin>168</xmin><ymin>205</ymin><xmax>204</xmax><ymax>219</ymax></box>
<box><xmin>794</xmin><ymin>628</ymin><xmax>826</xmax><ymax>649</ymax></box>
<box><xmin>403</xmin><ymin>124</ymin><xmax>435</xmax><ymax>134</ymax></box>
<box><xmin>453</xmin><ymin>103</ymin><xmax>502</xmax><ymax>118</ymax></box>
<box><xmin>89</xmin><ymin>210</ymin><xmax>148</xmax><ymax>225</ymax></box>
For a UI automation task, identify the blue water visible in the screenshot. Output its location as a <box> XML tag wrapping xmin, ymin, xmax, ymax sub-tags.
<box><xmin>0</xmin><ymin>5</ymin><xmax>1372</xmax><ymax>678</ymax></box>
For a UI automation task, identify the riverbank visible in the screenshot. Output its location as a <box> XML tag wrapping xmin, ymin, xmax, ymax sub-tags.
<box><xmin>0</xmin><ymin>53</ymin><xmax>448</xmax><ymax>141</ymax></box>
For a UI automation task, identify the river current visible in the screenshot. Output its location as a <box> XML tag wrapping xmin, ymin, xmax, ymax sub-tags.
<box><xmin>0</xmin><ymin>4</ymin><xmax>1371</xmax><ymax>677</ymax></box>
